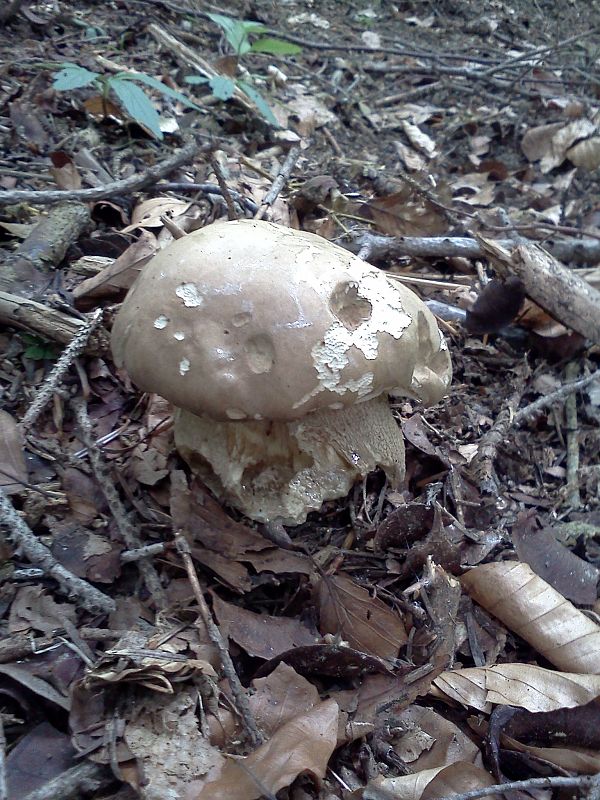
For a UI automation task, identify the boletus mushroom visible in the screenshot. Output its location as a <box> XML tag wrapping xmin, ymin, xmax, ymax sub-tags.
<box><xmin>111</xmin><ymin>220</ymin><xmax>451</xmax><ymax>524</ymax></box>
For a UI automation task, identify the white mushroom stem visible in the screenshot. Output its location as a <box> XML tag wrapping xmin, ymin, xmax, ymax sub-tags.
<box><xmin>174</xmin><ymin>395</ymin><xmax>405</xmax><ymax>525</ymax></box>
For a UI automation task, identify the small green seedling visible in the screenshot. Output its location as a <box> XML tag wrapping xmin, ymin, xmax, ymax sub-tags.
<box><xmin>52</xmin><ymin>63</ymin><xmax>202</xmax><ymax>140</ymax></box>
<box><xmin>185</xmin><ymin>14</ymin><xmax>301</xmax><ymax>127</ymax></box>
<box><xmin>21</xmin><ymin>334</ymin><xmax>59</xmax><ymax>361</ymax></box>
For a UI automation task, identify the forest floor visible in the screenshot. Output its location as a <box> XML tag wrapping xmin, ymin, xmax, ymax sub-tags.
<box><xmin>1</xmin><ymin>1</ymin><xmax>600</xmax><ymax>799</ymax></box>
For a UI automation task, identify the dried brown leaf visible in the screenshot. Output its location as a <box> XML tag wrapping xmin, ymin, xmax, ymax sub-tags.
<box><xmin>434</xmin><ymin>663</ymin><xmax>600</xmax><ymax>712</ymax></box>
<box><xmin>211</xmin><ymin>593</ymin><xmax>318</xmax><ymax>660</ymax></box>
<box><xmin>317</xmin><ymin>573</ymin><xmax>407</xmax><ymax>660</ymax></box>
<box><xmin>186</xmin><ymin>699</ymin><xmax>339</xmax><ymax>800</ymax></box>
<box><xmin>0</xmin><ymin>410</ymin><xmax>27</xmax><ymax>494</ymax></box>
<box><xmin>461</xmin><ymin>561</ymin><xmax>600</xmax><ymax>673</ymax></box>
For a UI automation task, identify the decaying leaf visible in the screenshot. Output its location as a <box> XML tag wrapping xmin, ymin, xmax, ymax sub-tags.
<box><xmin>211</xmin><ymin>593</ymin><xmax>318</xmax><ymax>660</ymax></box>
<box><xmin>186</xmin><ymin>699</ymin><xmax>339</xmax><ymax>800</ymax></box>
<box><xmin>521</xmin><ymin>118</ymin><xmax>596</xmax><ymax>172</ymax></box>
<box><xmin>433</xmin><ymin>663</ymin><xmax>600</xmax><ymax>712</ymax></box>
<box><xmin>316</xmin><ymin>573</ymin><xmax>407</xmax><ymax>661</ymax></box>
<box><xmin>461</xmin><ymin>561</ymin><xmax>600</xmax><ymax>673</ymax></box>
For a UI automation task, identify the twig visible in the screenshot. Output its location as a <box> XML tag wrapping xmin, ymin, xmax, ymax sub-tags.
<box><xmin>254</xmin><ymin>143</ymin><xmax>302</xmax><ymax>221</ymax></box>
<box><xmin>121</xmin><ymin>542</ymin><xmax>166</xmax><ymax>563</ymax></box>
<box><xmin>0</xmin><ymin>139</ymin><xmax>205</xmax><ymax>206</ymax></box>
<box><xmin>515</xmin><ymin>369</ymin><xmax>600</xmax><ymax>425</ymax></box>
<box><xmin>471</xmin><ymin>371</ymin><xmax>529</xmax><ymax>494</ymax></box>
<box><xmin>20</xmin><ymin>309</ymin><xmax>104</xmax><ymax>432</ymax></box>
<box><xmin>174</xmin><ymin>531</ymin><xmax>264</xmax><ymax>747</ymax></box>
<box><xmin>157</xmin><ymin>182</ymin><xmax>259</xmax><ymax>214</ymax></box>
<box><xmin>0</xmin><ymin>488</ymin><xmax>115</xmax><ymax>614</ymax></box>
<box><xmin>432</xmin><ymin>773</ymin><xmax>600</xmax><ymax>800</ymax></box>
<box><xmin>208</xmin><ymin>155</ymin><xmax>237</xmax><ymax>220</ymax></box>
<box><xmin>72</xmin><ymin>399</ymin><xmax>167</xmax><ymax>609</ymax></box>
<box><xmin>0</xmin><ymin>714</ymin><xmax>6</xmax><ymax>800</ymax></box>
<box><xmin>22</xmin><ymin>761</ymin><xmax>110</xmax><ymax>800</ymax></box>
<box><xmin>564</xmin><ymin>361</ymin><xmax>582</xmax><ymax>509</ymax></box>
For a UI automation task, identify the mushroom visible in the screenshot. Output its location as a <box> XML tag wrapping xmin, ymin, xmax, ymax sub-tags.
<box><xmin>111</xmin><ymin>220</ymin><xmax>451</xmax><ymax>524</ymax></box>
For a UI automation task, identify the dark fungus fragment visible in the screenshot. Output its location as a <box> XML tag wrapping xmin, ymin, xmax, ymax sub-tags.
<box><xmin>466</xmin><ymin>276</ymin><xmax>525</xmax><ymax>334</ymax></box>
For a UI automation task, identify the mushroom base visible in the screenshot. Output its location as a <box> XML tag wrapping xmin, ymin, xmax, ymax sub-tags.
<box><xmin>174</xmin><ymin>396</ymin><xmax>405</xmax><ymax>525</ymax></box>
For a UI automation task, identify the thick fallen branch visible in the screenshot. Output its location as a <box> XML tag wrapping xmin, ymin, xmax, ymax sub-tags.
<box><xmin>353</xmin><ymin>232</ymin><xmax>600</xmax><ymax>267</ymax></box>
<box><xmin>0</xmin><ymin>202</ymin><xmax>90</xmax><ymax>296</ymax></box>
<box><xmin>478</xmin><ymin>236</ymin><xmax>600</xmax><ymax>344</ymax></box>
<box><xmin>0</xmin><ymin>291</ymin><xmax>110</xmax><ymax>354</ymax></box>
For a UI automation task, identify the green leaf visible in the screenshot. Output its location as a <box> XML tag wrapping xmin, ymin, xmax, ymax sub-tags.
<box><xmin>117</xmin><ymin>72</ymin><xmax>203</xmax><ymax>111</ymax></box>
<box><xmin>237</xmin><ymin>80</ymin><xmax>279</xmax><ymax>127</ymax></box>
<box><xmin>184</xmin><ymin>75</ymin><xmax>209</xmax><ymax>85</ymax></box>
<box><xmin>108</xmin><ymin>78</ymin><xmax>163</xmax><ymax>140</ymax></box>
<box><xmin>250</xmin><ymin>38</ymin><xmax>302</xmax><ymax>55</ymax></box>
<box><xmin>53</xmin><ymin>63</ymin><xmax>100</xmax><ymax>91</ymax></box>
<box><xmin>206</xmin><ymin>13</ymin><xmax>265</xmax><ymax>55</ymax></box>
<box><xmin>209</xmin><ymin>75</ymin><xmax>236</xmax><ymax>101</ymax></box>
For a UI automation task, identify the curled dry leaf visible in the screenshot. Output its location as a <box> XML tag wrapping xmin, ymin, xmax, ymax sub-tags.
<box><xmin>391</xmin><ymin>705</ymin><xmax>482</xmax><ymax>770</ymax></box>
<box><xmin>461</xmin><ymin>561</ymin><xmax>600</xmax><ymax>673</ymax></box>
<box><xmin>185</xmin><ymin>699</ymin><xmax>339</xmax><ymax>800</ymax></box>
<box><xmin>521</xmin><ymin>119</ymin><xmax>596</xmax><ymax>172</ymax></box>
<box><xmin>433</xmin><ymin>663</ymin><xmax>600</xmax><ymax>712</ymax></box>
<box><xmin>316</xmin><ymin>573</ymin><xmax>407</xmax><ymax>661</ymax></box>
<box><xmin>365</xmin><ymin>766</ymin><xmax>445</xmax><ymax>800</ymax></box>
<box><xmin>567</xmin><ymin>135</ymin><xmax>600</xmax><ymax>170</ymax></box>
<box><xmin>73</xmin><ymin>229</ymin><xmax>157</xmax><ymax>303</ymax></box>
<box><xmin>504</xmin><ymin>732</ymin><xmax>600</xmax><ymax>774</ymax></box>
<box><xmin>512</xmin><ymin>515</ymin><xmax>600</xmax><ymax>606</ymax></box>
<box><xmin>366</xmin><ymin>762</ymin><xmax>498</xmax><ymax>800</ymax></box>
<box><xmin>421</xmin><ymin>762</ymin><xmax>500</xmax><ymax>800</ymax></box>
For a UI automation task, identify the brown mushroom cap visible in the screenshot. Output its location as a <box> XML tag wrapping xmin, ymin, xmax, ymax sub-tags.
<box><xmin>111</xmin><ymin>220</ymin><xmax>451</xmax><ymax>421</ymax></box>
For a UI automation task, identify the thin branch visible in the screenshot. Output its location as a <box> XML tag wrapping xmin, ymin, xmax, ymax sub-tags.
<box><xmin>471</xmin><ymin>371</ymin><xmax>529</xmax><ymax>494</ymax></box>
<box><xmin>208</xmin><ymin>155</ymin><xmax>238</xmax><ymax>220</ymax></box>
<box><xmin>515</xmin><ymin>368</ymin><xmax>600</xmax><ymax>425</ymax></box>
<box><xmin>352</xmin><ymin>232</ymin><xmax>600</xmax><ymax>267</ymax></box>
<box><xmin>0</xmin><ymin>488</ymin><xmax>115</xmax><ymax>614</ymax></box>
<box><xmin>254</xmin><ymin>143</ymin><xmax>302</xmax><ymax>220</ymax></box>
<box><xmin>0</xmin><ymin>714</ymin><xmax>6</xmax><ymax>800</ymax></box>
<box><xmin>435</xmin><ymin>774</ymin><xmax>600</xmax><ymax>800</ymax></box>
<box><xmin>72</xmin><ymin>399</ymin><xmax>167</xmax><ymax>608</ymax></box>
<box><xmin>0</xmin><ymin>139</ymin><xmax>206</xmax><ymax>206</ymax></box>
<box><xmin>22</xmin><ymin>761</ymin><xmax>110</xmax><ymax>800</ymax></box>
<box><xmin>564</xmin><ymin>361</ymin><xmax>582</xmax><ymax>509</ymax></box>
<box><xmin>20</xmin><ymin>309</ymin><xmax>104</xmax><ymax>432</ymax></box>
<box><xmin>157</xmin><ymin>181</ymin><xmax>259</xmax><ymax>214</ymax></box>
<box><xmin>174</xmin><ymin>531</ymin><xmax>264</xmax><ymax>747</ymax></box>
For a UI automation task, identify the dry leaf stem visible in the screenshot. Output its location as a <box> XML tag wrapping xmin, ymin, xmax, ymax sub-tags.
<box><xmin>254</xmin><ymin>143</ymin><xmax>302</xmax><ymax>220</ymax></box>
<box><xmin>174</xmin><ymin>531</ymin><xmax>264</xmax><ymax>747</ymax></box>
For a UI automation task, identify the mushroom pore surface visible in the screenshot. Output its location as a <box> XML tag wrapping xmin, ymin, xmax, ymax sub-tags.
<box><xmin>112</xmin><ymin>219</ymin><xmax>451</xmax><ymax>523</ymax></box>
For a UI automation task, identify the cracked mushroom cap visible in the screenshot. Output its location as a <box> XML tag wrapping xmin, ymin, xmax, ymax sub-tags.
<box><xmin>111</xmin><ymin>220</ymin><xmax>451</xmax><ymax>421</ymax></box>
